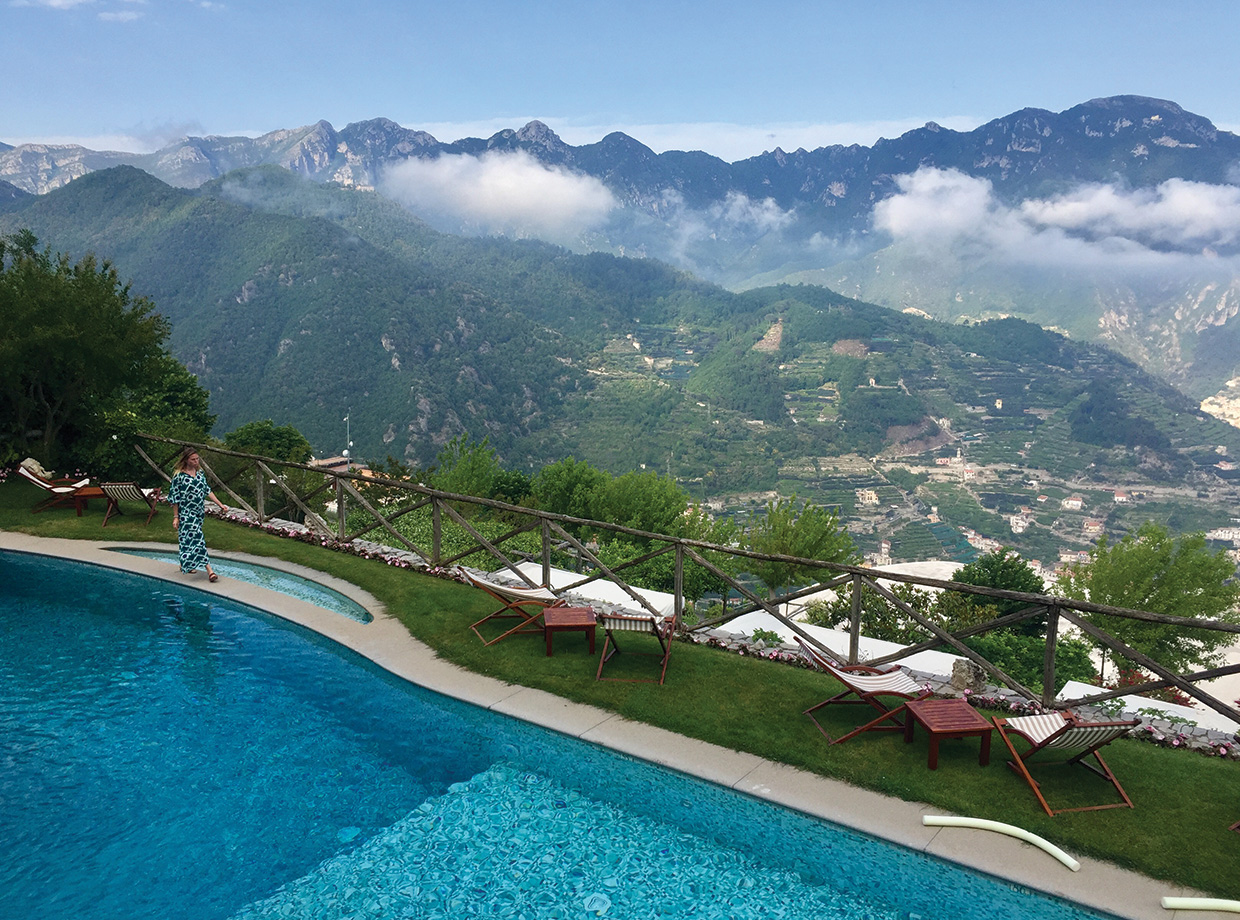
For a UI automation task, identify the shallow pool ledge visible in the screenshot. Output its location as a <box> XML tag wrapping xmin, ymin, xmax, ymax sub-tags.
<box><xmin>0</xmin><ymin>531</ymin><xmax>1218</xmax><ymax>920</ymax></box>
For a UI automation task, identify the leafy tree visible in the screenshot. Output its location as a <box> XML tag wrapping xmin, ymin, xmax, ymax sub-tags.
<box><xmin>427</xmin><ymin>434</ymin><xmax>501</xmax><ymax>501</ymax></box>
<box><xmin>949</xmin><ymin>548</ymin><xmax>1047</xmax><ymax>636</ymax></box>
<box><xmin>0</xmin><ymin>231</ymin><xmax>173</xmax><ymax>467</ymax></box>
<box><xmin>223</xmin><ymin>419</ymin><xmax>313</xmax><ymax>462</ymax></box>
<box><xmin>594</xmin><ymin>469</ymin><xmax>690</xmax><ymax>540</ymax></box>
<box><xmin>84</xmin><ymin>355</ymin><xmax>217</xmax><ymax>481</ymax></box>
<box><xmin>1057</xmin><ymin>522</ymin><xmax>1240</xmax><ymax>678</ymax></box>
<box><xmin>217</xmin><ymin>419</ymin><xmax>317</xmax><ymax>521</ymax></box>
<box><xmin>489</xmin><ymin>468</ymin><xmax>532</xmax><ymax>506</ymax></box>
<box><xmin>747</xmin><ymin>496</ymin><xmax>858</xmax><ymax>599</ymax></box>
<box><xmin>531</xmin><ymin>457</ymin><xmax>610</xmax><ymax>521</ymax></box>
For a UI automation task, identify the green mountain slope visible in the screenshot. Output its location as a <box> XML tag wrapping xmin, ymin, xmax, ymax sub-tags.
<box><xmin>3</xmin><ymin>165</ymin><xmax>1238</xmax><ymax>564</ymax></box>
<box><xmin>0</xmin><ymin>167</ymin><xmax>610</xmax><ymax>462</ymax></box>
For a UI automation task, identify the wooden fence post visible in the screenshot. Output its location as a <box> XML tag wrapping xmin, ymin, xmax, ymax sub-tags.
<box><xmin>1042</xmin><ymin>603</ymin><xmax>1060</xmax><ymax>708</ymax></box>
<box><xmin>849</xmin><ymin>573</ymin><xmax>863</xmax><ymax>664</ymax></box>
<box><xmin>431</xmin><ymin>499</ymin><xmax>442</xmax><ymax>565</ymax></box>
<box><xmin>254</xmin><ymin>468</ymin><xmax>265</xmax><ymax>522</ymax></box>
<box><xmin>541</xmin><ymin>518</ymin><xmax>553</xmax><ymax>587</ymax></box>
<box><xmin>336</xmin><ymin>477</ymin><xmax>346</xmax><ymax>541</ymax></box>
<box><xmin>674</xmin><ymin>544</ymin><xmax>685</xmax><ymax>623</ymax></box>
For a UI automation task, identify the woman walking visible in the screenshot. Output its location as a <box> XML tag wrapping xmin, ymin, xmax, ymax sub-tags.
<box><xmin>169</xmin><ymin>449</ymin><xmax>227</xmax><ymax>581</ymax></box>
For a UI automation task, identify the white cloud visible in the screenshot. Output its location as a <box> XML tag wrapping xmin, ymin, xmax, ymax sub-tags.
<box><xmin>709</xmin><ymin>191</ymin><xmax>796</xmax><ymax>233</ymax></box>
<box><xmin>10</xmin><ymin>0</ymin><xmax>95</xmax><ymax>8</ymax></box>
<box><xmin>379</xmin><ymin>151</ymin><xmax>617</xmax><ymax>245</ymax></box>
<box><xmin>99</xmin><ymin>10</ymin><xmax>141</xmax><ymax>20</ymax></box>
<box><xmin>6</xmin><ymin>119</ymin><xmax>206</xmax><ymax>153</ymax></box>
<box><xmin>873</xmin><ymin>166</ymin><xmax>1240</xmax><ymax>274</ymax></box>
<box><xmin>1020</xmin><ymin>179</ymin><xmax>1240</xmax><ymax>250</ymax></box>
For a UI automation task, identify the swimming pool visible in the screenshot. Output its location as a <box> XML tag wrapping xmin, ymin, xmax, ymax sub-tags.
<box><xmin>0</xmin><ymin>550</ymin><xmax>1120</xmax><ymax>920</ymax></box>
<box><xmin>107</xmin><ymin>547</ymin><xmax>373</xmax><ymax>622</ymax></box>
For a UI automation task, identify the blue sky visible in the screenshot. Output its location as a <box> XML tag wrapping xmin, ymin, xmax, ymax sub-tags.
<box><xmin>4</xmin><ymin>0</ymin><xmax>1240</xmax><ymax>161</ymax></box>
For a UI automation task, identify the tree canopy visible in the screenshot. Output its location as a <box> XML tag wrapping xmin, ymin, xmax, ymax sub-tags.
<box><xmin>0</xmin><ymin>230</ymin><xmax>213</xmax><ymax>476</ymax></box>
<box><xmin>949</xmin><ymin>548</ymin><xmax>1048</xmax><ymax>636</ymax></box>
<box><xmin>746</xmin><ymin>496</ymin><xmax>858</xmax><ymax>598</ymax></box>
<box><xmin>1057</xmin><ymin>522</ymin><xmax>1240</xmax><ymax>677</ymax></box>
<box><xmin>223</xmin><ymin>419</ymin><xmax>313</xmax><ymax>464</ymax></box>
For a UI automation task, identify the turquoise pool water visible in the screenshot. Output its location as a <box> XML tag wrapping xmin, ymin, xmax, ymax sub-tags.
<box><xmin>108</xmin><ymin>547</ymin><xmax>372</xmax><ymax>622</ymax></box>
<box><xmin>0</xmin><ymin>550</ymin><xmax>1120</xmax><ymax>920</ymax></box>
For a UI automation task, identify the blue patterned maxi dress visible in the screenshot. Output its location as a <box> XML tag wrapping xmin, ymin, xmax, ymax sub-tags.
<box><xmin>169</xmin><ymin>470</ymin><xmax>212</xmax><ymax>572</ymax></box>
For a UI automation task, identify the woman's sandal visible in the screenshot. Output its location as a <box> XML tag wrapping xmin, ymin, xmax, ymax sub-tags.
<box><xmin>208</xmin><ymin>572</ymin><xmax>219</xmax><ymax>583</ymax></box>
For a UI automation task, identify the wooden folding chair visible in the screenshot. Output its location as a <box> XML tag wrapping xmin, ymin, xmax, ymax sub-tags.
<box><xmin>463</xmin><ymin>570</ymin><xmax>566</xmax><ymax>646</ymax></box>
<box><xmin>17</xmin><ymin>463</ymin><xmax>100</xmax><ymax>515</ymax></box>
<box><xmin>993</xmin><ymin>711</ymin><xmax>1139</xmax><ymax>816</ymax></box>
<box><xmin>796</xmin><ymin>637</ymin><xmax>932</xmax><ymax>744</ymax></box>
<box><xmin>595</xmin><ymin>610</ymin><xmax>676</xmax><ymax>685</ymax></box>
<box><xmin>100</xmin><ymin>482</ymin><xmax>162</xmax><ymax>527</ymax></box>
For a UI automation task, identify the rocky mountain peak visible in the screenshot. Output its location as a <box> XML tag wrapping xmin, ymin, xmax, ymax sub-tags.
<box><xmin>515</xmin><ymin>120</ymin><xmax>566</xmax><ymax>150</ymax></box>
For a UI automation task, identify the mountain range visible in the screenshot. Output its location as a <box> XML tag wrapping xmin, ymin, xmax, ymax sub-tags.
<box><xmin>4</xmin><ymin>157</ymin><xmax>1240</xmax><ymax>563</ymax></box>
<box><xmin>4</xmin><ymin>95</ymin><xmax>1240</xmax><ymax>411</ymax></box>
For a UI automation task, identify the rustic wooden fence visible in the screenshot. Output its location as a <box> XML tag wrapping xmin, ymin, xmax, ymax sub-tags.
<box><xmin>136</xmin><ymin>435</ymin><xmax>1240</xmax><ymax>727</ymax></box>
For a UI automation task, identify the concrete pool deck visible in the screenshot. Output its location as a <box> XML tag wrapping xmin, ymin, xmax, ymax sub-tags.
<box><xmin>1</xmin><ymin>531</ymin><xmax>1230</xmax><ymax>920</ymax></box>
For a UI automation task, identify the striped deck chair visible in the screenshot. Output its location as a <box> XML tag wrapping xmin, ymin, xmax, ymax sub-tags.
<box><xmin>595</xmin><ymin>610</ymin><xmax>676</xmax><ymax>685</ymax></box>
<box><xmin>17</xmin><ymin>463</ymin><xmax>96</xmax><ymax>515</ymax></box>
<box><xmin>796</xmin><ymin>637</ymin><xmax>932</xmax><ymax>744</ymax></box>
<box><xmin>100</xmin><ymin>482</ymin><xmax>162</xmax><ymax>527</ymax></box>
<box><xmin>993</xmin><ymin>711</ymin><xmax>1139</xmax><ymax>816</ymax></box>
<box><xmin>463</xmin><ymin>570</ymin><xmax>566</xmax><ymax>646</ymax></box>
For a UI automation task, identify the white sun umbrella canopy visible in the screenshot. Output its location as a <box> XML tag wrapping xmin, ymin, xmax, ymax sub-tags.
<box><xmin>509</xmin><ymin>561</ymin><xmax>676</xmax><ymax>617</ymax></box>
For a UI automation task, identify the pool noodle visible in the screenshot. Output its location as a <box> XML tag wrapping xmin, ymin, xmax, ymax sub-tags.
<box><xmin>922</xmin><ymin>815</ymin><xmax>1081</xmax><ymax>871</ymax></box>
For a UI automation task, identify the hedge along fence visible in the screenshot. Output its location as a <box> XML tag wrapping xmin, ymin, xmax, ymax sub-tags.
<box><xmin>136</xmin><ymin>434</ymin><xmax>1240</xmax><ymax>728</ymax></box>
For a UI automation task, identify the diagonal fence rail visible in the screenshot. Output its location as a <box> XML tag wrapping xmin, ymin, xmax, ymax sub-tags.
<box><xmin>135</xmin><ymin>434</ymin><xmax>1240</xmax><ymax>727</ymax></box>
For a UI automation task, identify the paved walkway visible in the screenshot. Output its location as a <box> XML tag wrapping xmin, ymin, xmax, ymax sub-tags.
<box><xmin>1</xmin><ymin>531</ymin><xmax>1228</xmax><ymax>920</ymax></box>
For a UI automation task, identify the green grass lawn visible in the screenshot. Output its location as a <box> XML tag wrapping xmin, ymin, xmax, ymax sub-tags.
<box><xmin>2</xmin><ymin>477</ymin><xmax>1238</xmax><ymax>898</ymax></box>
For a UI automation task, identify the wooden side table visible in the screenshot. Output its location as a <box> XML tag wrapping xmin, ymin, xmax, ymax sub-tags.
<box><xmin>543</xmin><ymin>606</ymin><xmax>596</xmax><ymax>656</ymax></box>
<box><xmin>904</xmin><ymin>698</ymin><xmax>993</xmax><ymax>770</ymax></box>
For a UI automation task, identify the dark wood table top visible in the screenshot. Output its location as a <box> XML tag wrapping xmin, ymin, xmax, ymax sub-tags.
<box><xmin>905</xmin><ymin>697</ymin><xmax>992</xmax><ymax>732</ymax></box>
<box><xmin>543</xmin><ymin>606</ymin><xmax>596</xmax><ymax>628</ymax></box>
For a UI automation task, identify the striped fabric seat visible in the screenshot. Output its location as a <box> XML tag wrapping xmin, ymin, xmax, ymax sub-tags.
<box><xmin>464</xmin><ymin>570</ymin><xmax>566</xmax><ymax>646</ymax></box>
<box><xmin>819</xmin><ymin>656</ymin><xmax>925</xmax><ymax>697</ymax></box>
<box><xmin>994</xmin><ymin>710</ymin><xmax>1139</xmax><ymax>816</ymax></box>
<box><xmin>100</xmin><ymin>482</ymin><xmax>162</xmax><ymax>527</ymax></box>
<box><xmin>596</xmin><ymin>611</ymin><xmax>676</xmax><ymax>684</ymax></box>
<box><xmin>796</xmin><ymin>637</ymin><xmax>932</xmax><ymax>745</ymax></box>
<box><xmin>598</xmin><ymin>612</ymin><xmax>663</xmax><ymax>632</ymax></box>
<box><xmin>1001</xmin><ymin>712</ymin><xmax>1070</xmax><ymax>745</ymax></box>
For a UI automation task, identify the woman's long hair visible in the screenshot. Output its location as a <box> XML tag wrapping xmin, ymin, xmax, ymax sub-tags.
<box><xmin>173</xmin><ymin>448</ymin><xmax>198</xmax><ymax>475</ymax></box>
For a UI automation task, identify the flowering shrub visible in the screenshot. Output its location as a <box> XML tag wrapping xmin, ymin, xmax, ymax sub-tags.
<box><xmin>1105</xmin><ymin>666</ymin><xmax>1194</xmax><ymax>708</ymax></box>
<box><xmin>961</xmin><ymin>688</ymin><xmax>1046</xmax><ymax>716</ymax></box>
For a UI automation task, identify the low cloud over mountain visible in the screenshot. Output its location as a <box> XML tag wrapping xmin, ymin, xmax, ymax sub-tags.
<box><xmin>380</xmin><ymin>150</ymin><xmax>616</xmax><ymax>245</ymax></box>
<box><xmin>874</xmin><ymin>167</ymin><xmax>1240</xmax><ymax>276</ymax></box>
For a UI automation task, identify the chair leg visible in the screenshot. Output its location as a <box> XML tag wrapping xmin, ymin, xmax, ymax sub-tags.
<box><xmin>829</xmin><ymin>702</ymin><xmax>912</xmax><ymax>745</ymax></box>
<box><xmin>595</xmin><ymin>633</ymin><xmax>619</xmax><ymax>680</ymax></box>
<box><xmin>103</xmin><ymin>498</ymin><xmax>121</xmax><ymax>527</ymax></box>
<box><xmin>656</xmin><ymin>633</ymin><xmax>672</xmax><ymax>685</ymax></box>
<box><xmin>996</xmin><ymin>727</ymin><xmax>1057</xmax><ymax>817</ymax></box>
<box><xmin>804</xmin><ymin>693</ymin><xmax>911</xmax><ymax>744</ymax></box>
<box><xmin>469</xmin><ymin>602</ymin><xmax>551</xmax><ymax>645</ymax></box>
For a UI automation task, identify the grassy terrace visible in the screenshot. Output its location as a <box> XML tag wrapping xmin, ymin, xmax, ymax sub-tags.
<box><xmin>2</xmin><ymin>478</ymin><xmax>1237</xmax><ymax>899</ymax></box>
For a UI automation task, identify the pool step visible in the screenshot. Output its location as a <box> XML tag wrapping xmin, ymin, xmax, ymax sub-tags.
<box><xmin>226</xmin><ymin>762</ymin><xmax>874</xmax><ymax>920</ymax></box>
